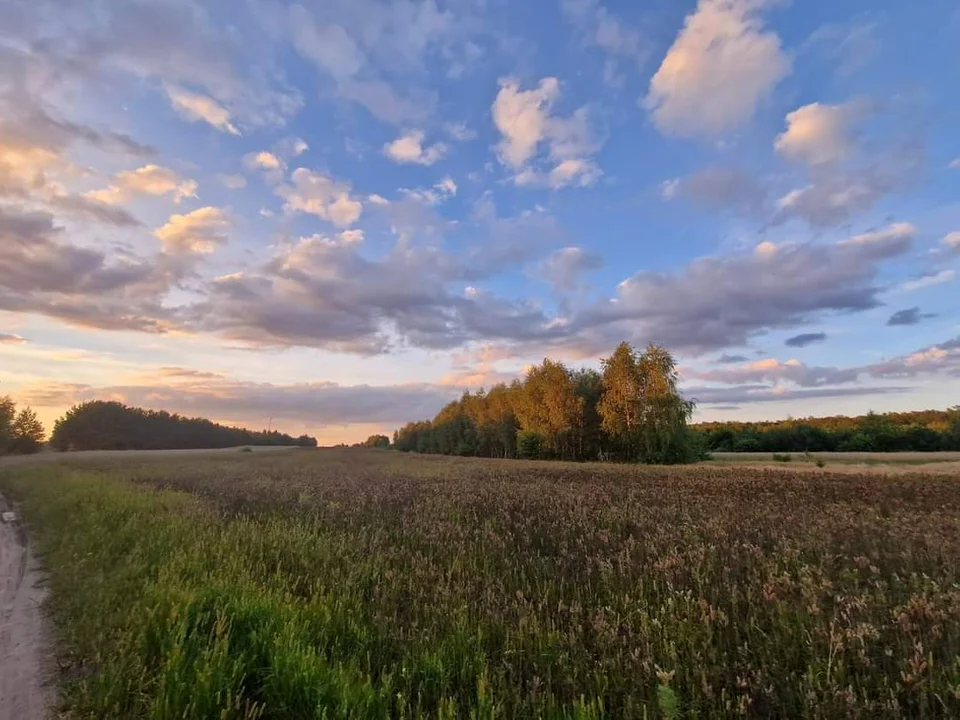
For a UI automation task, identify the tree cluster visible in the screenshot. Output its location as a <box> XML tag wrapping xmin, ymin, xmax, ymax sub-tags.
<box><xmin>0</xmin><ymin>395</ymin><xmax>46</xmax><ymax>455</ymax></box>
<box><xmin>694</xmin><ymin>407</ymin><xmax>960</xmax><ymax>453</ymax></box>
<box><xmin>394</xmin><ymin>343</ymin><xmax>702</xmax><ymax>464</ymax></box>
<box><xmin>50</xmin><ymin>401</ymin><xmax>317</xmax><ymax>451</ymax></box>
<box><xmin>359</xmin><ymin>434</ymin><xmax>391</xmax><ymax>449</ymax></box>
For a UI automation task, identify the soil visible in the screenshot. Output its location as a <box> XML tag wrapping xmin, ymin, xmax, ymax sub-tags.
<box><xmin>0</xmin><ymin>495</ymin><xmax>51</xmax><ymax>719</ymax></box>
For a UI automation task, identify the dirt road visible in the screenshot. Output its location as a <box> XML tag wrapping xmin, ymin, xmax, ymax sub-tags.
<box><xmin>0</xmin><ymin>496</ymin><xmax>50</xmax><ymax>719</ymax></box>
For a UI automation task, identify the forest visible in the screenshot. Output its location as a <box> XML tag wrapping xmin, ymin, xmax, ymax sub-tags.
<box><xmin>50</xmin><ymin>401</ymin><xmax>317</xmax><ymax>451</ymax></box>
<box><xmin>0</xmin><ymin>395</ymin><xmax>45</xmax><ymax>454</ymax></box>
<box><xmin>394</xmin><ymin>342</ymin><xmax>701</xmax><ymax>463</ymax></box>
<box><xmin>694</xmin><ymin>408</ymin><xmax>960</xmax><ymax>453</ymax></box>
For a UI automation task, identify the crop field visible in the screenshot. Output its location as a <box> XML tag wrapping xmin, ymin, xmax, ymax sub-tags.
<box><xmin>2</xmin><ymin>449</ymin><xmax>959</xmax><ymax>719</ymax></box>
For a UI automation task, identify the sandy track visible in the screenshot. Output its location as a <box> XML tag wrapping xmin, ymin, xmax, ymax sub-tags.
<box><xmin>0</xmin><ymin>495</ymin><xmax>51</xmax><ymax>719</ymax></box>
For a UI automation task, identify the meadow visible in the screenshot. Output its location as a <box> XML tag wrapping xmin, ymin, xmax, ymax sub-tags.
<box><xmin>2</xmin><ymin>449</ymin><xmax>959</xmax><ymax>718</ymax></box>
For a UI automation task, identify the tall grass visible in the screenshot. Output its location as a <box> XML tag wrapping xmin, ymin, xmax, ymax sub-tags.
<box><xmin>2</xmin><ymin>450</ymin><xmax>959</xmax><ymax>718</ymax></box>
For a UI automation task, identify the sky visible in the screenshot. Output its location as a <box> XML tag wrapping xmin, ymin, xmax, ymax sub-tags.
<box><xmin>1</xmin><ymin>0</ymin><xmax>959</xmax><ymax>444</ymax></box>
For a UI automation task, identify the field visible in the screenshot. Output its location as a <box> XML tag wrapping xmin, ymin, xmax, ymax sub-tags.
<box><xmin>2</xmin><ymin>449</ymin><xmax>959</xmax><ymax>718</ymax></box>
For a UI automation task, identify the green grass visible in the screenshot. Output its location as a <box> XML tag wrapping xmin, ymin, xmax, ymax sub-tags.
<box><xmin>2</xmin><ymin>450</ymin><xmax>960</xmax><ymax>718</ymax></box>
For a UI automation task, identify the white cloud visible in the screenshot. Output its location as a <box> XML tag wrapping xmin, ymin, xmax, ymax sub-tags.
<box><xmin>444</xmin><ymin>122</ymin><xmax>476</xmax><ymax>141</ymax></box>
<box><xmin>839</xmin><ymin>222</ymin><xmax>916</xmax><ymax>249</ymax></box>
<box><xmin>493</xmin><ymin>77</ymin><xmax>560</xmax><ymax>169</ymax></box>
<box><xmin>943</xmin><ymin>232</ymin><xmax>960</xmax><ymax>253</ymax></box>
<box><xmin>492</xmin><ymin>78</ymin><xmax>602</xmax><ymax>188</ymax></box>
<box><xmin>383</xmin><ymin>130</ymin><xmax>447</xmax><ymax>165</ymax></box>
<box><xmin>900</xmin><ymin>269</ymin><xmax>956</xmax><ymax>293</ymax></box>
<box><xmin>277</xmin><ymin>168</ymin><xmax>363</xmax><ymax>227</ymax></box>
<box><xmin>154</xmin><ymin>206</ymin><xmax>230</xmax><ymax>255</ymax></box>
<box><xmin>400</xmin><ymin>177</ymin><xmax>458</xmax><ymax>206</ymax></box>
<box><xmin>217</xmin><ymin>174</ymin><xmax>247</xmax><ymax>190</ymax></box>
<box><xmin>949</xmin><ymin>158</ymin><xmax>960</xmax><ymax>169</ymax></box>
<box><xmin>0</xmin><ymin>333</ymin><xmax>26</xmax><ymax>345</ymax></box>
<box><xmin>645</xmin><ymin>0</ymin><xmax>790</xmax><ymax>136</ymax></box>
<box><xmin>166</xmin><ymin>87</ymin><xmax>240</xmax><ymax>135</ymax></box>
<box><xmin>244</xmin><ymin>151</ymin><xmax>283</xmax><ymax>172</ymax></box>
<box><xmin>86</xmin><ymin>165</ymin><xmax>198</xmax><ymax>205</ymax></box>
<box><xmin>661</xmin><ymin>178</ymin><xmax>681</xmax><ymax>199</ymax></box>
<box><xmin>775</xmin><ymin>100</ymin><xmax>867</xmax><ymax>165</ymax></box>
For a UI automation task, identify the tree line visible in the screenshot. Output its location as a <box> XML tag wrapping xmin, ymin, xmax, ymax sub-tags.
<box><xmin>50</xmin><ymin>401</ymin><xmax>317</xmax><ymax>451</ymax></box>
<box><xmin>694</xmin><ymin>408</ymin><xmax>960</xmax><ymax>453</ymax></box>
<box><xmin>0</xmin><ymin>396</ymin><xmax>46</xmax><ymax>455</ymax></box>
<box><xmin>394</xmin><ymin>342</ymin><xmax>703</xmax><ymax>464</ymax></box>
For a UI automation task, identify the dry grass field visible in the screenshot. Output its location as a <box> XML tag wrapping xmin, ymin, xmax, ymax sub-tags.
<box><xmin>1</xmin><ymin>449</ymin><xmax>959</xmax><ymax>718</ymax></box>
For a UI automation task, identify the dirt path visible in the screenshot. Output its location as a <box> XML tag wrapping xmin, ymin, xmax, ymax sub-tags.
<box><xmin>0</xmin><ymin>495</ymin><xmax>51</xmax><ymax>719</ymax></box>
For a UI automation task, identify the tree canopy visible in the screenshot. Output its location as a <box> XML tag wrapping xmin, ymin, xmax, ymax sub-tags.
<box><xmin>693</xmin><ymin>407</ymin><xmax>960</xmax><ymax>453</ymax></box>
<box><xmin>394</xmin><ymin>343</ymin><xmax>702</xmax><ymax>464</ymax></box>
<box><xmin>0</xmin><ymin>395</ymin><xmax>45</xmax><ymax>455</ymax></box>
<box><xmin>50</xmin><ymin>401</ymin><xmax>317</xmax><ymax>451</ymax></box>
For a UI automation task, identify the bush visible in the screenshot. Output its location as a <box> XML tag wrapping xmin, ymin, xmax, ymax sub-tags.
<box><xmin>773</xmin><ymin>453</ymin><xmax>792</xmax><ymax>462</ymax></box>
<box><xmin>517</xmin><ymin>431</ymin><xmax>542</xmax><ymax>460</ymax></box>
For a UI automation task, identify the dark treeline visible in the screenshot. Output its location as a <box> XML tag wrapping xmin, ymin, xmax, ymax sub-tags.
<box><xmin>394</xmin><ymin>342</ymin><xmax>703</xmax><ymax>464</ymax></box>
<box><xmin>0</xmin><ymin>395</ymin><xmax>45</xmax><ymax>455</ymax></box>
<box><xmin>693</xmin><ymin>408</ymin><xmax>960</xmax><ymax>453</ymax></box>
<box><xmin>51</xmin><ymin>401</ymin><xmax>317</xmax><ymax>451</ymax></box>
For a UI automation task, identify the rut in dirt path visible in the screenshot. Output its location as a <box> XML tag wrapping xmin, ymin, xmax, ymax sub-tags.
<box><xmin>0</xmin><ymin>494</ymin><xmax>52</xmax><ymax>720</ymax></box>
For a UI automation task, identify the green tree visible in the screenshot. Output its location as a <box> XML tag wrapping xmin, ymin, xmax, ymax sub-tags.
<box><xmin>0</xmin><ymin>395</ymin><xmax>15</xmax><ymax>453</ymax></box>
<box><xmin>515</xmin><ymin>359</ymin><xmax>583</xmax><ymax>460</ymax></box>
<box><xmin>10</xmin><ymin>406</ymin><xmax>45</xmax><ymax>454</ymax></box>
<box><xmin>362</xmin><ymin>434</ymin><xmax>391</xmax><ymax>449</ymax></box>
<box><xmin>598</xmin><ymin>343</ymin><xmax>695</xmax><ymax>463</ymax></box>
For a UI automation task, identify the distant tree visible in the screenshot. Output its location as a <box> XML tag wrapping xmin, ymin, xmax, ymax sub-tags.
<box><xmin>0</xmin><ymin>395</ymin><xmax>15</xmax><ymax>453</ymax></box>
<box><xmin>51</xmin><ymin>401</ymin><xmax>315</xmax><ymax>451</ymax></box>
<box><xmin>10</xmin><ymin>407</ymin><xmax>44</xmax><ymax>454</ymax></box>
<box><xmin>363</xmin><ymin>434</ymin><xmax>390</xmax><ymax>449</ymax></box>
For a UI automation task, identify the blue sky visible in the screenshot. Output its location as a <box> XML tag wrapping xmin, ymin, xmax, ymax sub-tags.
<box><xmin>1</xmin><ymin>0</ymin><xmax>959</xmax><ymax>442</ymax></box>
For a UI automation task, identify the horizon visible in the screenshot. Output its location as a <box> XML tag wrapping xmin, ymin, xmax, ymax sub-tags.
<box><xmin>2</xmin><ymin>0</ymin><xmax>959</xmax><ymax>445</ymax></box>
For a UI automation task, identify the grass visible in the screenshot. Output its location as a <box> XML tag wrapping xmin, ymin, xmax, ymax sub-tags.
<box><xmin>2</xmin><ymin>449</ymin><xmax>960</xmax><ymax>718</ymax></box>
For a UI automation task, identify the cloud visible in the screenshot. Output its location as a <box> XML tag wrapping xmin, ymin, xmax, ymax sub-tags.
<box><xmin>775</xmin><ymin>100</ymin><xmax>868</xmax><ymax>165</ymax></box>
<box><xmin>244</xmin><ymin>151</ymin><xmax>283</xmax><ymax>172</ymax></box>
<box><xmin>537</xmin><ymin>246</ymin><xmax>603</xmax><ymax>292</ymax></box>
<box><xmin>287</xmin><ymin>2</ymin><xmax>461</xmax><ymax>125</ymax></box>
<box><xmin>943</xmin><ymin>232</ymin><xmax>960</xmax><ymax>253</ymax></box>
<box><xmin>561</xmin><ymin>0</ymin><xmax>649</xmax><ymax>87</ymax></box>
<box><xmin>0</xmin><ymin>204</ymin><xmax>173</xmax><ymax>332</ymax></box>
<box><xmin>189</xmin><ymin>227</ymin><xmax>565</xmax><ymax>354</ymax></box>
<box><xmin>571</xmin><ymin>222</ymin><xmax>915</xmax><ymax>355</ymax></box>
<box><xmin>166</xmin><ymin>87</ymin><xmax>240</xmax><ymax>135</ymax></box>
<box><xmin>493</xmin><ymin>79</ymin><xmax>602</xmax><ymax>188</ymax></box>
<box><xmin>20</xmin><ymin>376</ymin><xmax>459</xmax><ymax>431</ymax></box>
<box><xmin>867</xmin><ymin>337</ymin><xmax>960</xmax><ymax>379</ymax></box>
<box><xmin>0</xmin><ymin>333</ymin><xmax>26</xmax><ymax>345</ymax></box>
<box><xmin>154</xmin><ymin>207</ymin><xmax>230</xmax><ymax>255</ymax></box>
<box><xmin>949</xmin><ymin>159</ymin><xmax>960</xmax><ymax>169</ymax></box>
<box><xmin>645</xmin><ymin>0</ymin><xmax>790</xmax><ymax>137</ymax></box>
<box><xmin>785</xmin><ymin>332</ymin><xmax>827</xmax><ymax>348</ymax></box>
<box><xmin>774</xmin><ymin>142</ymin><xmax>922</xmax><ymax>228</ymax></box>
<box><xmin>899</xmin><ymin>269</ymin><xmax>956</xmax><ymax>293</ymax></box>
<box><xmin>399</xmin><ymin>178</ymin><xmax>458</xmax><ymax>206</ymax></box>
<box><xmin>887</xmin><ymin>307</ymin><xmax>935</xmax><ymax>326</ymax></box>
<box><xmin>383</xmin><ymin>130</ymin><xmax>447</xmax><ymax>165</ymax></box>
<box><xmin>717</xmin><ymin>353</ymin><xmax>749</xmax><ymax>364</ymax></box>
<box><xmin>444</xmin><ymin>122</ymin><xmax>476</xmax><ymax>141</ymax></box>
<box><xmin>666</xmin><ymin>166</ymin><xmax>766</xmax><ymax>214</ymax></box>
<box><xmin>87</xmin><ymin>165</ymin><xmax>198</xmax><ymax>205</ymax></box>
<box><xmin>690</xmin><ymin>357</ymin><xmax>859</xmax><ymax>387</ymax></box>
<box><xmin>277</xmin><ymin>169</ymin><xmax>363</xmax><ymax>227</ymax></box>
<box><xmin>217</xmin><ymin>174</ymin><xmax>247</xmax><ymax>190</ymax></box>
<box><xmin>687</xmin><ymin>383</ymin><xmax>906</xmax><ymax>406</ymax></box>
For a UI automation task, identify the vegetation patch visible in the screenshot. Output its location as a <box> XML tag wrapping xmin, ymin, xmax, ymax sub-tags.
<box><xmin>2</xmin><ymin>450</ymin><xmax>959</xmax><ymax>718</ymax></box>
